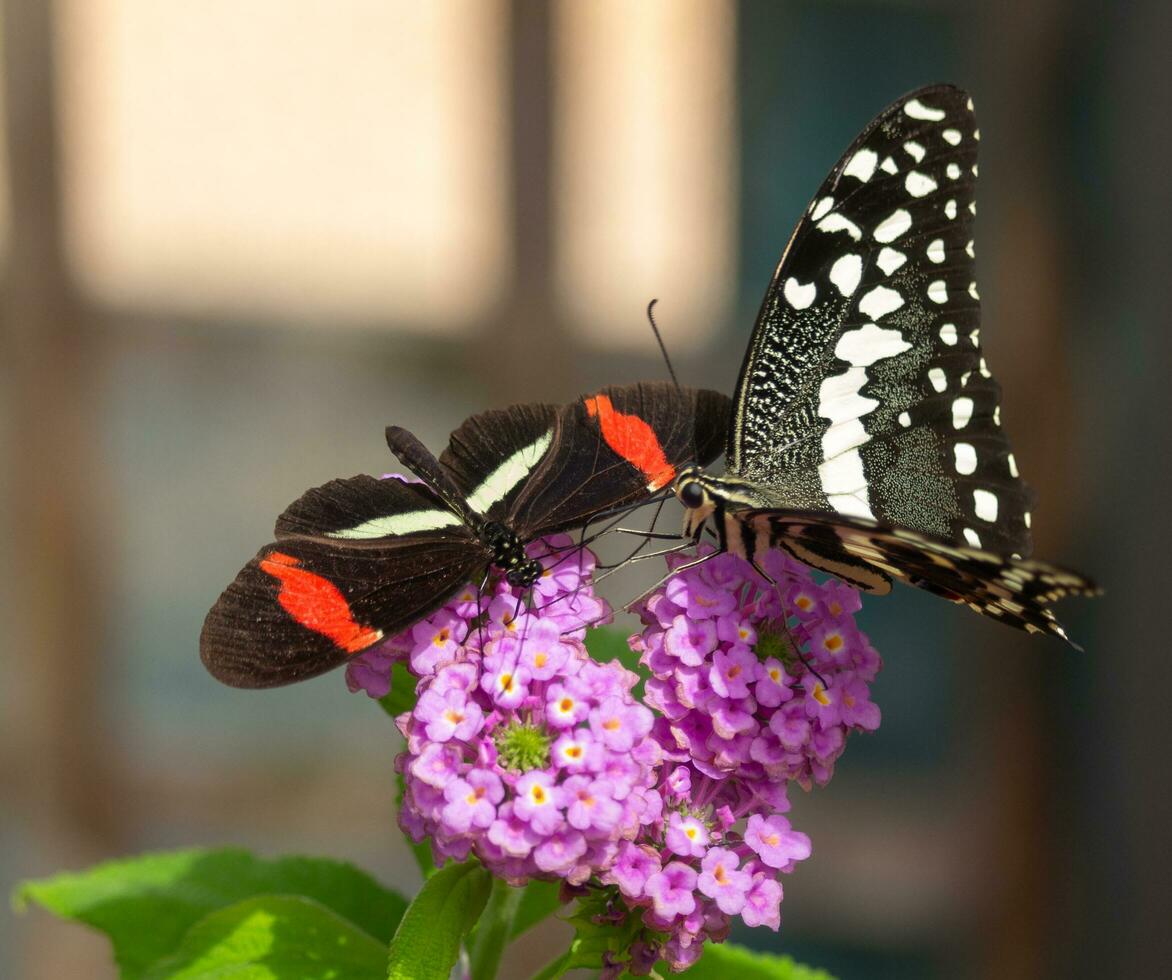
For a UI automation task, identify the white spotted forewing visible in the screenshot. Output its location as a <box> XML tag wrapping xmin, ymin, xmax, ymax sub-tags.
<box><xmin>674</xmin><ymin>84</ymin><xmax>1099</xmax><ymax>645</ymax></box>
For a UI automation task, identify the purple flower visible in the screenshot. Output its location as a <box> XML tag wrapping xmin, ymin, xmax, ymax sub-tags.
<box><xmin>608</xmin><ymin>841</ymin><xmax>661</xmax><ymax>898</ymax></box>
<box><xmin>393</xmin><ymin>542</ymin><xmax>654</xmax><ymax>888</ymax></box>
<box><xmin>409</xmin><ymin>742</ymin><xmax>462</xmax><ymax>788</ymax></box>
<box><xmin>744</xmin><ymin>813</ymin><xmax>812</xmax><ymax>871</ymax></box>
<box><xmin>754</xmin><ymin>657</ymin><xmax>795</xmax><ymax>708</ymax></box>
<box><xmin>344</xmin><ymin>642</ymin><xmax>400</xmax><ymax>698</ymax></box>
<box><xmin>414</xmin><ymin>687</ymin><xmax>483</xmax><ymax>743</ymax></box>
<box><xmin>564</xmin><ymin>776</ymin><xmax>623</xmax><ymax>834</ymax></box>
<box><xmin>514</xmin><ymin>771</ymin><xmax>565</xmax><ymax>835</ymax></box>
<box><xmin>663</xmin><ymin>615</ymin><xmax>718</xmax><ymax>666</ymax></box>
<box><xmin>528</xmin><ymin>535</ymin><xmax>594</xmax><ymax>600</ymax></box>
<box><xmin>665</xmin><ymin>811</ymin><xmax>709</xmax><ymax>858</ymax></box>
<box><xmin>697</xmin><ymin>848</ymin><xmax>752</xmax><ymax>915</ymax></box>
<box><xmin>551</xmin><ymin>731</ymin><xmax>597</xmax><ymax>772</ymax></box>
<box><xmin>534</xmin><ymin>829</ymin><xmax>588</xmax><ymax>873</ymax></box>
<box><xmin>409</xmin><ymin>609</ymin><xmax>468</xmax><ymax>675</ymax></box>
<box><xmin>589</xmin><ymin>696</ymin><xmax>653</xmax><ymax>753</ymax></box>
<box><xmin>546</xmin><ymin>678</ymin><xmax>591</xmax><ymax>728</ymax></box>
<box><xmin>710</xmin><ymin>646</ymin><xmax>757</xmax><ymax>699</ymax></box>
<box><xmin>480</xmin><ymin>650</ymin><xmax>531</xmax><ymax>710</ymax></box>
<box><xmin>486</xmin><ymin>803</ymin><xmax>539</xmax><ymax>858</ymax></box>
<box><xmin>741</xmin><ymin>874</ymin><xmax>783</xmax><ymax>930</ymax></box>
<box><xmin>516</xmin><ymin>619</ymin><xmax>573</xmax><ymax>680</ymax></box>
<box><xmin>666</xmin><ymin>574</ymin><xmax>738</xmax><ymax>619</ymax></box>
<box><xmin>634</xmin><ymin>544</ymin><xmax>881</xmax><ymax>790</ymax></box>
<box><xmin>645</xmin><ymin>862</ymin><xmax>698</xmax><ymax>920</ymax></box>
<box><xmin>442</xmin><ymin>769</ymin><xmax>503</xmax><ymax>832</ymax></box>
<box><xmin>838</xmin><ymin>674</ymin><xmax>882</xmax><ymax>730</ymax></box>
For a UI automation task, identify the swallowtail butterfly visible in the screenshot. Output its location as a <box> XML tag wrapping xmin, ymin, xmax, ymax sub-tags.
<box><xmin>202</xmin><ymin>382</ymin><xmax>729</xmax><ymax>687</ymax></box>
<box><xmin>671</xmin><ymin>84</ymin><xmax>1099</xmax><ymax>644</ymax></box>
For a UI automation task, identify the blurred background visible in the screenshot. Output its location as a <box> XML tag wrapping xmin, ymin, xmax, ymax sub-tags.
<box><xmin>2</xmin><ymin>1</ymin><xmax>1167</xmax><ymax>977</ymax></box>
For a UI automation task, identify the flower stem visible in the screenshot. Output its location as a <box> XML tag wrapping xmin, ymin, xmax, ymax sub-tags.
<box><xmin>467</xmin><ymin>876</ymin><xmax>524</xmax><ymax>980</ymax></box>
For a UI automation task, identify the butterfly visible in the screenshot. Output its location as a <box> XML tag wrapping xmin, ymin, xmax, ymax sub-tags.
<box><xmin>201</xmin><ymin>382</ymin><xmax>729</xmax><ymax>687</ymax></box>
<box><xmin>668</xmin><ymin>84</ymin><xmax>1099</xmax><ymax>644</ymax></box>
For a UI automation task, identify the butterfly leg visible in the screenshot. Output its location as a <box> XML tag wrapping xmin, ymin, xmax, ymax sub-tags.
<box><xmin>613</xmin><ymin>528</ymin><xmax>687</xmax><ymax>541</ymax></box>
<box><xmin>475</xmin><ymin>565</ymin><xmax>492</xmax><ymax>651</ymax></box>
<box><xmin>749</xmin><ymin>557</ymin><xmax>776</xmax><ymax>586</ymax></box>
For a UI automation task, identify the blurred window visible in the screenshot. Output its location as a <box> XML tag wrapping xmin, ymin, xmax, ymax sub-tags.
<box><xmin>554</xmin><ymin>0</ymin><xmax>736</xmax><ymax>351</ymax></box>
<box><xmin>56</xmin><ymin>0</ymin><xmax>509</xmax><ymax>331</ymax></box>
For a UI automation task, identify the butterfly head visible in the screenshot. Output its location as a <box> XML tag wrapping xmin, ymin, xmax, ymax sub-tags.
<box><xmin>673</xmin><ymin>465</ymin><xmax>717</xmax><ymax>538</ymax></box>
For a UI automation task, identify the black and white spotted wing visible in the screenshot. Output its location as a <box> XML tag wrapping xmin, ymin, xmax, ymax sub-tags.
<box><xmin>730</xmin><ymin>84</ymin><xmax>1028</xmax><ymax>556</ymax></box>
<box><xmin>673</xmin><ymin>84</ymin><xmax>1099</xmax><ymax>646</ymax></box>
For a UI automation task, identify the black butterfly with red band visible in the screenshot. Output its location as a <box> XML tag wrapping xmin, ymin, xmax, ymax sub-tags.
<box><xmin>200</xmin><ymin>382</ymin><xmax>729</xmax><ymax>688</ymax></box>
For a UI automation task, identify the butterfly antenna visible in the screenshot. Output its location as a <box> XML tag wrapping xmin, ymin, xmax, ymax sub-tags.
<box><xmin>646</xmin><ymin>299</ymin><xmax>680</xmax><ymax>391</ymax></box>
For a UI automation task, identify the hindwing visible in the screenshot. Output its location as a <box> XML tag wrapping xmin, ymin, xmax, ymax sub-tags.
<box><xmin>742</xmin><ymin>509</ymin><xmax>1099</xmax><ymax>646</ymax></box>
<box><xmin>203</xmin><ymin>475</ymin><xmax>485</xmax><ymax>688</ymax></box>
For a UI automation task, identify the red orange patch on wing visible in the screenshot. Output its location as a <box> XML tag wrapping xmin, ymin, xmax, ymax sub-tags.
<box><xmin>260</xmin><ymin>551</ymin><xmax>382</xmax><ymax>654</ymax></box>
<box><xmin>584</xmin><ymin>394</ymin><xmax>675</xmax><ymax>489</ymax></box>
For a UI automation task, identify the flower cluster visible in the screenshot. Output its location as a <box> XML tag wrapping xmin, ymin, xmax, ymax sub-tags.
<box><xmin>346</xmin><ymin>522</ymin><xmax>883</xmax><ymax>973</ymax></box>
<box><xmin>600</xmin><ymin>767</ymin><xmax>812</xmax><ymax>971</ymax></box>
<box><xmin>352</xmin><ymin>535</ymin><xmax>663</xmax><ymax>883</ymax></box>
<box><xmin>397</xmin><ymin>637</ymin><xmax>660</xmax><ymax>882</ymax></box>
<box><xmin>634</xmin><ymin>546</ymin><xmax>882</xmax><ymax>792</ymax></box>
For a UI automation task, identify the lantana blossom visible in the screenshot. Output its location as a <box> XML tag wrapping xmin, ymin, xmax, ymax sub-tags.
<box><xmin>344</xmin><ymin>516</ymin><xmax>883</xmax><ymax>975</ymax></box>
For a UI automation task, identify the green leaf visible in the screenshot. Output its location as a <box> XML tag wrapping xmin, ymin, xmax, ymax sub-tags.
<box><xmin>584</xmin><ymin>626</ymin><xmax>644</xmax><ymax>682</ymax></box>
<box><xmin>676</xmin><ymin>942</ymin><xmax>838</xmax><ymax>980</ymax></box>
<box><xmin>538</xmin><ymin>893</ymin><xmax>641</xmax><ymax>976</ymax></box>
<box><xmin>378</xmin><ymin>661</ymin><xmax>420</xmax><ymax>720</ymax></box>
<box><xmin>510</xmin><ymin>880</ymin><xmax>561</xmax><ymax>938</ymax></box>
<box><xmin>141</xmin><ymin>895</ymin><xmax>386</xmax><ymax>980</ymax></box>
<box><xmin>386</xmin><ymin>860</ymin><xmax>491</xmax><ymax>980</ymax></box>
<box><xmin>14</xmin><ymin>848</ymin><xmax>407</xmax><ymax>980</ymax></box>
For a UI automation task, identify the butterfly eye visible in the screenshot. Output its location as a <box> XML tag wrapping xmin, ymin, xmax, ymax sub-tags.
<box><xmin>678</xmin><ymin>481</ymin><xmax>706</xmax><ymax>510</ymax></box>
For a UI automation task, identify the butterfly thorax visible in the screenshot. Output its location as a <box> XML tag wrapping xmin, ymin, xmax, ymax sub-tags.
<box><xmin>479</xmin><ymin>520</ymin><xmax>543</xmax><ymax>587</ymax></box>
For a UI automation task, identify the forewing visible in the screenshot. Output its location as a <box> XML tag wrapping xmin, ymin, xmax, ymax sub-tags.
<box><xmin>745</xmin><ymin>509</ymin><xmax>1100</xmax><ymax>647</ymax></box>
<box><xmin>203</xmin><ymin>474</ymin><xmax>484</xmax><ymax>687</ymax></box>
<box><xmin>438</xmin><ymin>402</ymin><xmax>561</xmax><ymax>522</ymax></box>
<box><xmin>508</xmin><ymin>383</ymin><xmax>731</xmax><ymax>537</ymax></box>
<box><xmin>731</xmin><ymin>84</ymin><xmax>1031</xmax><ymax>556</ymax></box>
<box><xmin>276</xmin><ymin>473</ymin><xmax>465</xmax><ymax>540</ymax></box>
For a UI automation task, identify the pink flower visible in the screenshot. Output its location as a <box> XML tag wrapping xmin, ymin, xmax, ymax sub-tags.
<box><xmin>744</xmin><ymin>813</ymin><xmax>812</xmax><ymax>872</ymax></box>
<box><xmin>665</xmin><ymin>811</ymin><xmax>710</xmax><ymax>858</ymax></box>
<box><xmin>741</xmin><ymin>874</ymin><xmax>783</xmax><ymax>929</ymax></box>
<box><xmin>697</xmin><ymin>848</ymin><xmax>752</xmax><ymax>915</ymax></box>
<box><xmin>441</xmin><ymin>769</ymin><xmax>504</xmax><ymax>832</ymax></box>
<box><xmin>645</xmin><ymin>862</ymin><xmax>698</xmax><ymax>920</ymax></box>
<box><xmin>514</xmin><ymin>771</ymin><xmax>565</xmax><ymax>836</ymax></box>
